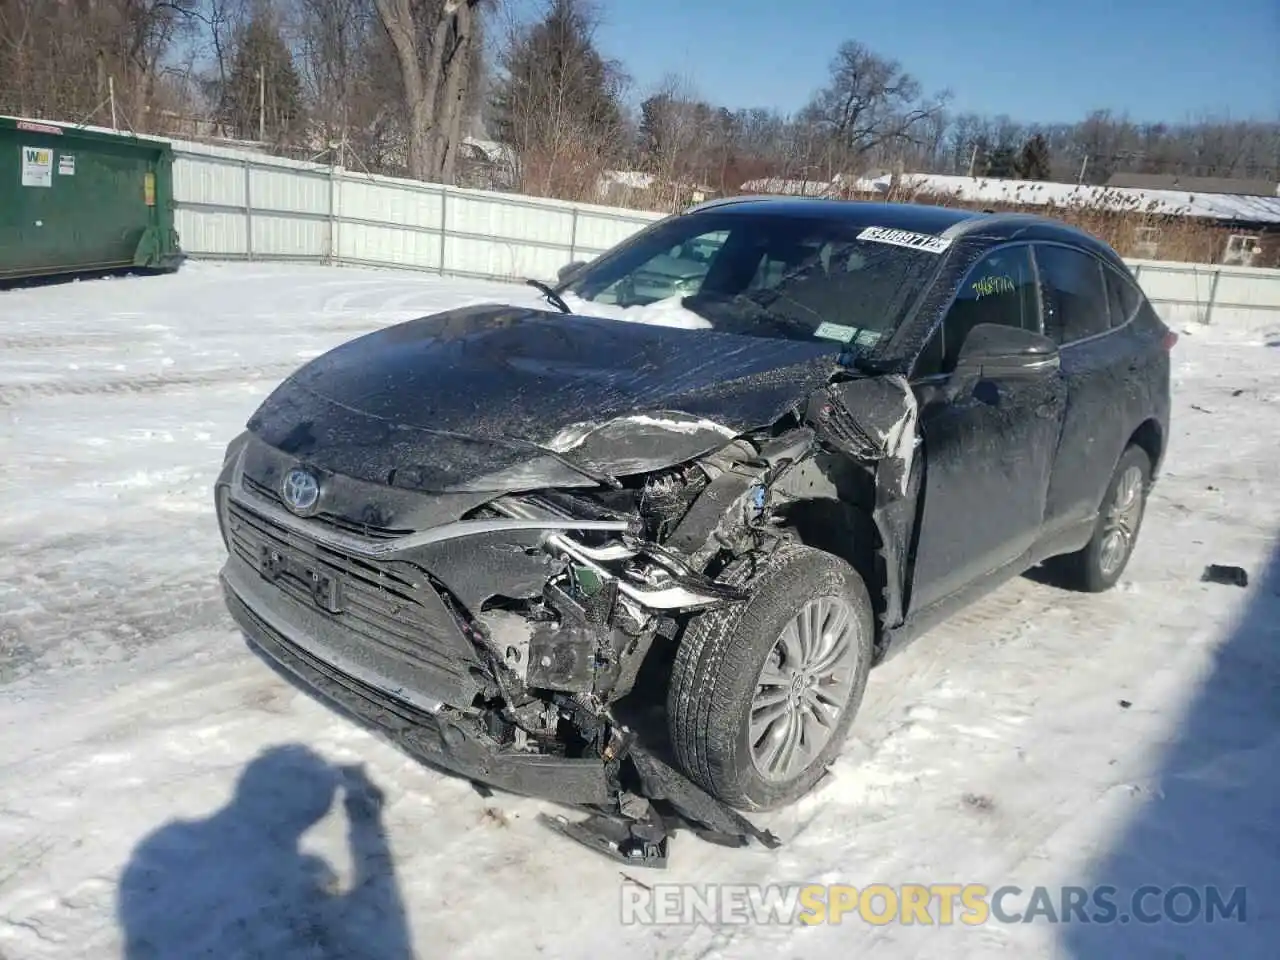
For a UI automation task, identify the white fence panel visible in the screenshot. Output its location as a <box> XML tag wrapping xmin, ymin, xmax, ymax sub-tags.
<box><xmin>443</xmin><ymin>234</ymin><xmax>564</xmax><ymax>281</ymax></box>
<box><xmin>250</xmin><ymin>165</ymin><xmax>330</xmax><ymax>216</ymax></box>
<box><xmin>174</xmin><ymin>208</ymin><xmax>247</xmax><ymax>258</ymax></box>
<box><xmin>1129</xmin><ymin>260</ymin><xmax>1280</xmax><ymax>326</ymax></box>
<box><xmin>341</xmin><ymin>177</ymin><xmax>443</xmax><ymax>233</ymax></box>
<box><xmin>251</xmin><ymin>215</ymin><xmax>328</xmax><ymax>260</ymax></box>
<box><xmin>573</xmin><ymin>208</ymin><xmax>662</xmax><ymax>259</ymax></box>
<box><xmin>340</xmin><ymin>222</ymin><xmax>442</xmax><ymax>271</ymax></box>
<box><xmin>165</xmin><ymin>140</ymin><xmax>1280</xmax><ymax>327</ymax></box>
<box><xmin>172</xmin><ymin>154</ymin><xmax>245</xmax><ymax>208</ymax></box>
<box><xmin>448</xmin><ymin>189</ymin><xmax>572</xmax><ymax>245</ymax></box>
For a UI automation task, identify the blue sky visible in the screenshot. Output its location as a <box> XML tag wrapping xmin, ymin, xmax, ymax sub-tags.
<box><xmin>583</xmin><ymin>0</ymin><xmax>1279</xmax><ymax>122</ymax></box>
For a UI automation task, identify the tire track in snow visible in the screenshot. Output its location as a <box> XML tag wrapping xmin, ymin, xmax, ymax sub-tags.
<box><xmin>0</xmin><ymin>333</ymin><xmax>156</xmax><ymax>352</ymax></box>
<box><xmin>0</xmin><ymin>363</ymin><xmax>301</xmax><ymax>406</ymax></box>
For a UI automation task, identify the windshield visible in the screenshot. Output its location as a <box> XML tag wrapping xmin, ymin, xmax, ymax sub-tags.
<box><xmin>556</xmin><ymin>211</ymin><xmax>946</xmax><ymax>352</ymax></box>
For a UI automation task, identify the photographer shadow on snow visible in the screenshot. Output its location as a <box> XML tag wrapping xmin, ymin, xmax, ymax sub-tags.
<box><xmin>116</xmin><ymin>744</ymin><xmax>414</xmax><ymax>960</ymax></box>
<box><xmin>1060</xmin><ymin>539</ymin><xmax>1280</xmax><ymax>958</ymax></box>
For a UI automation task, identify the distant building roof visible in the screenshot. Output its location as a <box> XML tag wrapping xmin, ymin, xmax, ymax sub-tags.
<box><xmin>738</xmin><ymin>172</ymin><xmax>884</xmax><ymax>197</ymax></box>
<box><xmin>601</xmin><ymin>170</ymin><xmax>657</xmax><ymax>190</ymax></box>
<box><xmin>1105</xmin><ymin>173</ymin><xmax>1279</xmax><ymax>198</ymax></box>
<box><xmin>740</xmin><ymin>171</ymin><xmax>1280</xmax><ymax>226</ymax></box>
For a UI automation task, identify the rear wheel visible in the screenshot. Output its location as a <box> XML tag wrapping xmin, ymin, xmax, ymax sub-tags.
<box><xmin>666</xmin><ymin>544</ymin><xmax>874</xmax><ymax>811</ymax></box>
<box><xmin>1045</xmin><ymin>444</ymin><xmax>1151</xmax><ymax>592</ymax></box>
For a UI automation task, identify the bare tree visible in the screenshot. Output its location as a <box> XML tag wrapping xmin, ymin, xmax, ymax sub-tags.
<box><xmin>489</xmin><ymin>0</ymin><xmax>627</xmax><ymax>200</ymax></box>
<box><xmin>372</xmin><ymin>0</ymin><xmax>482</xmax><ymax>182</ymax></box>
<box><xmin>635</xmin><ymin>74</ymin><xmax>716</xmax><ymax>203</ymax></box>
<box><xmin>294</xmin><ymin>0</ymin><xmax>372</xmax><ymax>151</ymax></box>
<box><xmin>801</xmin><ymin>40</ymin><xmax>948</xmax><ymax>177</ymax></box>
<box><xmin>0</xmin><ymin>0</ymin><xmax>196</xmax><ymax>128</ymax></box>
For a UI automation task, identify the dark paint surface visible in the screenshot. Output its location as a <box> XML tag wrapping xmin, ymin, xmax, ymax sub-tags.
<box><xmin>909</xmin><ymin>369</ymin><xmax>1067</xmax><ymax>612</ymax></box>
<box><xmin>248</xmin><ymin>304</ymin><xmax>842</xmax><ymax>492</ymax></box>
<box><xmin>1041</xmin><ymin>304</ymin><xmax>1169</xmax><ymax>531</ymax></box>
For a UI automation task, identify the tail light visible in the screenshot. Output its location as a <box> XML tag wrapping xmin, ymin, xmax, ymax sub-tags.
<box><xmin>1162</xmin><ymin>330</ymin><xmax>1179</xmax><ymax>351</ymax></box>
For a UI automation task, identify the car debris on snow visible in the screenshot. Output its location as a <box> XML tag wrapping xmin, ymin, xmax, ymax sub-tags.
<box><xmin>1201</xmin><ymin>564</ymin><xmax>1249</xmax><ymax>587</ymax></box>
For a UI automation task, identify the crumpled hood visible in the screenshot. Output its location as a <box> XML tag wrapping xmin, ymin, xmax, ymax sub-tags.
<box><xmin>247</xmin><ymin>304</ymin><xmax>843</xmax><ymax>492</ymax></box>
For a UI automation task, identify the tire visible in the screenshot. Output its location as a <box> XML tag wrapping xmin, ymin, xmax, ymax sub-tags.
<box><xmin>1045</xmin><ymin>444</ymin><xmax>1152</xmax><ymax>593</ymax></box>
<box><xmin>666</xmin><ymin>543</ymin><xmax>875</xmax><ymax>811</ymax></box>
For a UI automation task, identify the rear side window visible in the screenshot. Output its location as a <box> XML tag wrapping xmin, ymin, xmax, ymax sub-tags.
<box><xmin>1103</xmin><ymin>264</ymin><xmax>1143</xmax><ymax>327</ymax></box>
<box><xmin>1036</xmin><ymin>245</ymin><xmax>1111</xmax><ymax>343</ymax></box>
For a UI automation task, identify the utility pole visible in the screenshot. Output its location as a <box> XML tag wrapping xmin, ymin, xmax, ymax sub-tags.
<box><xmin>108</xmin><ymin>76</ymin><xmax>117</xmax><ymax>129</ymax></box>
<box><xmin>257</xmin><ymin>67</ymin><xmax>265</xmax><ymax>142</ymax></box>
<box><xmin>1077</xmin><ymin>154</ymin><xmax>1089</xmax><ymax>185</ymax></box>
<box><xmin>967</xmin><ymin>143</ymin><xmax>979</xmax><ymax>178</ymax></box>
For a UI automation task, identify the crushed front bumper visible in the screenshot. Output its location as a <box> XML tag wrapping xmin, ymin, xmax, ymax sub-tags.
<box><xmin>221</xmin><ymin>567</ymin><xmax>614</xmax><ymax>805</ymax></box>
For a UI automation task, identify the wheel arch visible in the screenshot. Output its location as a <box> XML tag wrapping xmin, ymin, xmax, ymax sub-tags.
<box><xmin>1128</xmin><ymin>418</ymin><xmax>1164</xmax><ymax>478</ymax></box>
<box><xmin>772</xmin><ymin>497</ymin><xmax>891</xmax><ymax>654</ymax></box>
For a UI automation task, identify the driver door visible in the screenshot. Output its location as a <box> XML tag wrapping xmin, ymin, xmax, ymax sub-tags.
<box><xmin>908</xmin><ymin>245</ymin><xmax>1067</xmax><ymax>612</ymax></box>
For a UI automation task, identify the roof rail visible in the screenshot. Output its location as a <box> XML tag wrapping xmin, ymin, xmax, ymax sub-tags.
<box><xmin>939</xmin><ymin>210</ymin><xmax>1102</xmax><ymax>241</ymax></box>
<box><xmin>684</xmin><ymin>194</ymin><xmax>800</xmax><ymax>214</ymax></box>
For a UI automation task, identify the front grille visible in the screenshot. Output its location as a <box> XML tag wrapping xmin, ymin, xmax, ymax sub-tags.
<box><xmin>243</xmin><ymin>475</ymin><xmax>410</xmax><ymax>540</ymax></box>
<box><xmin>225</xmin><ymin>499</ymin><xmax>479</xmax><ymax>695</ymax></box>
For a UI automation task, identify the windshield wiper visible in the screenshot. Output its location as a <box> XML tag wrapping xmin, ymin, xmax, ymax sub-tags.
<box><xmin>526</xmin><ymin>278</ymin><xmax>571</xmax><ymax>314</ymax></box>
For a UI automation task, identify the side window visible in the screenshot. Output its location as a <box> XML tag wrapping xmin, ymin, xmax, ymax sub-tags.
<box><xmin>927</xmin><ymin>246</ymin><xmax>1038</xmax><ymax>374</ymax></box>
<box><xmin>1103</xmin><ymin>264</ymin><xmax>1142</xmax><ymax>327</ymax></box>
<box><xmin>1036</xmin><ymin>245</ymin><xmax>1111</xmax><ymax>343</ymax></box>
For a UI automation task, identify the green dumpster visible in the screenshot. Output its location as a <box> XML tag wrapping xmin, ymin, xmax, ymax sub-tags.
<box><xmin>0</xmin><ymin>116</ymin><xmax>183</xmax><ymax>281</ymax></box>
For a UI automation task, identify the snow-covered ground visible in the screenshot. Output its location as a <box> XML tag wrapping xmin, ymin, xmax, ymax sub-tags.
<box><xmin>1</xmin><ymin>262</ymin><xmax>1276</xmax><ymax>959</ymax></box>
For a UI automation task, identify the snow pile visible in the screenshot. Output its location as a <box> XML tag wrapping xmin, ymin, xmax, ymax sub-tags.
<box><xmin>561</xmin><ymin>291</ymin><xmax>713</xmax><ymax>330</ymax></box>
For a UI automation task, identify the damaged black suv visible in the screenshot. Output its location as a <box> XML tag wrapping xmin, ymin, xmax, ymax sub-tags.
<box><xmin>215</xmin><ymin>198</ymin><xmax>1173</xmax><ymax>862</ymax></box>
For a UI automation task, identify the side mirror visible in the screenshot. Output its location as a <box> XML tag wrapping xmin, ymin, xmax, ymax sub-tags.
<box><xmin>953</xmin><ymin>323</ymin><xmax>1059</xmax><ymax>381</ymax></box>
<box><xmin>557</xmin><ymin>260</ymin><xmax>587</xmax><ymax>283</ymax></box>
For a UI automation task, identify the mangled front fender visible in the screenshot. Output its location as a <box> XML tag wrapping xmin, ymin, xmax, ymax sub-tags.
<box><xmin>545</xmin><ymin>411</ymin><xmax>742</xmax><ymax>477</ymax></box>
<box><xmin>802</xmin><ymin>374</ymin><xmax>922</xmax><ymax>630</ymax></box>
<box><xmin>807</xmin><ymin>374</ymin><xmax>920</xmax><ymax>495</ymax></box>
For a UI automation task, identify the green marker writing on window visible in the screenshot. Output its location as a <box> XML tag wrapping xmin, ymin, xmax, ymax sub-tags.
<box><xmin>973</xmin><ymin>275</ymin><xmax>1016</xmax><ymax>298</ymax></box>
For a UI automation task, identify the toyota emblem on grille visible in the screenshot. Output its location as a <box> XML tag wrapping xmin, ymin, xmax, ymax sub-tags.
<box><xmin>281</xmin><ymin>467</ymin><xmax>321</xmax><ymax>515</ymax></box>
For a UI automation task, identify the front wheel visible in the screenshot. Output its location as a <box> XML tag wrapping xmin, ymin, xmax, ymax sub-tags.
<box><xmin>1045</xmin><ymin>444</ymin><xmax>1151</xmax><ymax>592</ymax></box>
<box><xmin>666</xmin><ymin>544</ymin><xmax>875</xmax><ymax>811</ymax></box>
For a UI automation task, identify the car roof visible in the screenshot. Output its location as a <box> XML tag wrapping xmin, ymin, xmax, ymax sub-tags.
<box><xmin>688</xmin><ymin>196</ymin><xmax>979</xmax><ymax>235</ymax></box>
<box><xmin>685</xmin><ymin>195</ymin><xmax>1123</xmax><ymax>264</ymax></box>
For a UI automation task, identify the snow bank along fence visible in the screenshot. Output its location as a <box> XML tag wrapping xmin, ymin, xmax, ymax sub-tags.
<box><xmin>170</xmin><ymin>139</ymin><xmax>1280</xmax><ymax>327</ymax></box>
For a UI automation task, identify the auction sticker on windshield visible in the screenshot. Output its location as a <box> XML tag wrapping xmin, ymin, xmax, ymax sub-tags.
<box><xmin>858</xmin><ymin>226</ymin><xmax>951</xmax><ymax>254</ymax></box>
<box><xmin>813</xmin><ymin>321</ymin><xmax>858</xmax><ymax>343</ymax></box>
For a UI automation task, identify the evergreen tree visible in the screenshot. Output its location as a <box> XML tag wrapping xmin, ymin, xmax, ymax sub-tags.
<box><xmin>489</xmin><ymin>0</ymin><xmax>623</xmax><ymax>153</ymax></box>
<box><xmin>638</xmin><ymin>93</ymin><xmax>672</xmax><ymax>163</ymax></box>
<box><xmin>985</xmin><ymin>144</ymin><xmax>1019</xmax><ymax>179</ymax></box>
<box><xmin>1015</xmin><ymin>133</ymin><xmax>1052</xmax><ymax>180</ymax></box>
<box><xmin>218</xmin><ymin>14</ymin><xmax>304</xmax><ymax>143</ymax></box>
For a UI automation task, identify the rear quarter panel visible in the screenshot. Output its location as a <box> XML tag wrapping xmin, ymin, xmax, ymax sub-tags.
<box><xmin>1044</xmin><ymin>299</ymin><xmax>1171</xmax><ymax>525</ymax></box>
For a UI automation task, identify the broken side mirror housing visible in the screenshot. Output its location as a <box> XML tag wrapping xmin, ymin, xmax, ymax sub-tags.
<box><xmin>953</xmin><ymin>323</ymin><xmax>1059</xmax><ymax>382</ymax></box>
<box><xmin>557</xmin><ymin>260</ymin><xmax>587</xmax><ymax>283</ymax></box>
